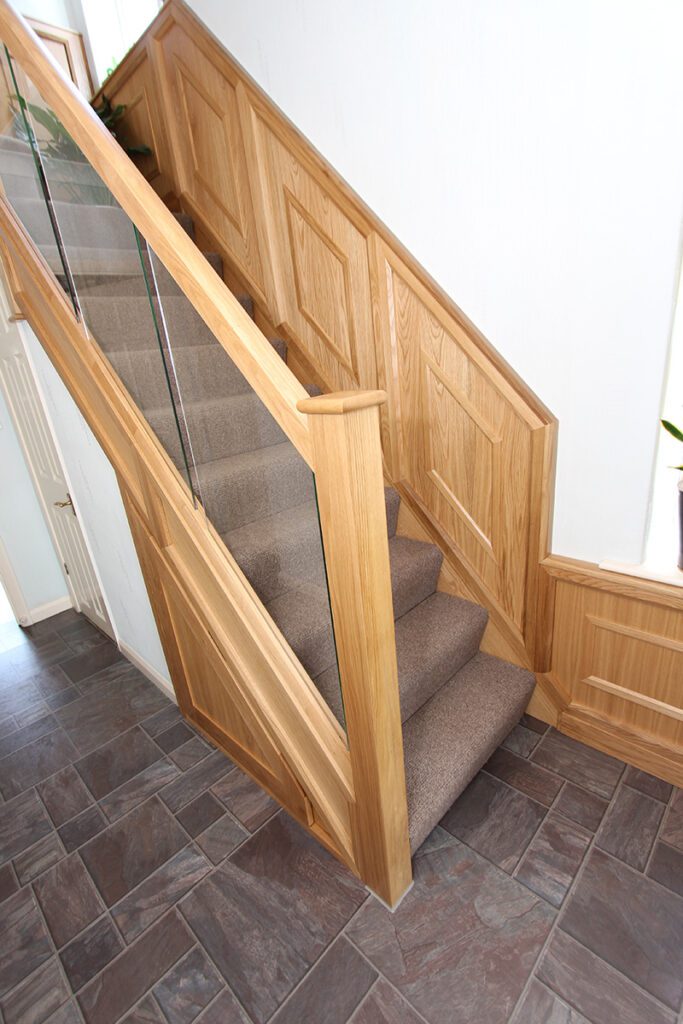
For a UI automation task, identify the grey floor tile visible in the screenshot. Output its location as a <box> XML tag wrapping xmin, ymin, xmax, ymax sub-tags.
<box><xmin>0</xmin><ymin>788</ymin><xmax>53</xmax><ymax>866</ymax></box>
<box><xmin>56</xmin><ymin>676</ymin><xmax>169</xmax><ymax>756</ymax></box>
<box><xmin>180</xmin><ymin>814</ymin><xmax>366</xmax><ymax>1024</ymax></box>
<box><xmin>348</xmin><ymin>833</ymin><xmax>554</xmax><ymax>1024</ymax></box>
<box><xmin>58</xmin><ymin>805</ymin><xmax>107</xmax><ymax>853</ymax></box>
<box><xmin>623</xmin><ymin>766</ymin><xmax>673</xmax><ymax>804</ymax></box>
<box><xmin>0</xmin><ymin>956</ymin><xmax>70</xmax><ymax>1024</ymax></box>
<box><xmin>537</xmin><ymin>928</ymin><xmax>676</xmax><ymax>1024</ymax></box>
<box><xmin>660</xmin><ymin>789</ymin><xmax>683</xmax><ymax>852</ymax></box>
<box><xmin>59</xmin><ymin>643</ymin><xmax>125</xmax><ymax>684</ymax></box>
<box><xmin>441</xmin><ymin>772</ymin><xmax>547</xmax><ymax>872</ymax></box>
<box><xmin>80</xmin><ymin>796</ymin><xmax>186</xmax><ymax>906</ymax></box>
<box><xmin>0</xmin><ymin>887</ymin><xmax>53</xmax><ymax>997</ymax></box>
<box><xmin>531</xmin><ymin>730</ymin><xmax>624</xmax><ymax>799</ymax></box>
<box><xmin>195</xmin><ymin>989</ymin><xmax>251</xmax><ymax>1024</ymax></box>
<box><xmin>176</xmin><ymin>791</ymin><xmax>225</xmax><ymax>838</ymax></box>
<box><xmin>140</xmin><ymin>705</ymin><xmax>183</xmax><ymax>739</ymax></box>
<box><xmin>77</xmin><ymin>910</ymin><xmax>193</xmax><ymax>1024</ymax></box>
<box><xmin>99</xmin><ymin>758</ymin><xmax>180</xmax><ymax>823</ymax></box>
<box><xmin>74</xmin><ymin>726</ymin><xmax>163</xmax><ymax>800</ymax></box>
<box><xmin>154</xmin><ymin>721</ymin><xmax>194</xmax><ymax>754</ymax></box>
<box><xmin>169</xmin><ymin>736</ymin><xmax>212</xmax><ymax>772</ymax></box>
<box><xmin>159</xmin><ymin>750</ymin><xmax>233</xmax><ymax>814</ymax></box>
<box><xmin>0</xmin><ymin>729</ymin><xmax>79</xmax><ymax>800</ymax></box>
<box><xmin>45</xmin><ymin>687</ymin><xmax>82</xmax><ymax>712</ymax></box>
<box><xmin>211</xmin><ymin>770</ymin><xmax>278</xmax><ymax>832</ymax></box>
<box><xmin>0</xmin><ymin>712</ymin><xmax>57</xmax><ymax>760</ymax></box>
<box><xmin>14</xmin><ymin>831</ymin><xmax>65</xmax><ymax>884</ymax></box>
<box><xmin>34</xmin><ymin>853</ymin><xmax>104</xmax><ymax>948</ymax></box>
<box><xmin>510</xmin><ymin>978</ymin><xmax>590</xmax><ymax>1023</ymax></box>
<box><xmin>45</xmin><ymin>999</ymin><xmax>85</xmax><ymax>1023</ymax></box>
<box><xmin>112</xmin><ymin>845</ymin><xmax>212</xmax><ymax>943</ymax></box>
<box><xmin>647</xmin><ymin>841</ymin><xmax>683</xmax><ymax>898</ymax></box>
<box><xmin>60</xmin><ymin>915</ymin><xmax>124</xmax><ymax>991</ymax></box>
<box><xmin>0</xmin><ymin>862</ymin><xmax>19</xmax><ymax>903</ymax></box>
<box><xmin>37</xmin><ymin>765</ymin><xmax>93</xmax><ymax>827</ymax></box>
<box><xmin>515</xmin><ymin>813</ymin><xmax>591</xmax><ymax>907</ymax></box>
<box><xmin>348</xmin><ymin>978</ymin><xmax>424</xmax><ymax>1024</ymax></box>
<box><xmin>553</xmin><ymin>782</ymin><xmax>608</xmax><ymax>833</ymax></box>
<box><xmin>121</xmin><ymin>996</ymin><xmax>166</xmax><ymax>1023</ymax></box>
<box><xmin>596</xmin><ymin>785</ymin><xmax>665</xmax><ymax>870</ymax></box>
<box><xmin>153</xmin><ymin>946</ymin><xmax>224</xmax><ymax>1024</ymax></box>
<box><xmin>484</xmin><ymin>747</ymin><xmax>564</xmax><ymax>806</ymax></box>
<box><xmin>271</xmin><ymin>937</ymin><xmax>376</xmax><ymax>1024</ymax></box>
<box><xmin>559</xmin><ymin>848</ymin><xmax>683</xmax><ymax>1010</ymax></box>
<box><xmin>502</xmin><ymin>723</ymin><xmax>543</xmax><ymax>758</ymax></box>
<box><xmin>195</xmin><ymin>815</ymin><xmax>248</xmax><ymax>865</ymax></box>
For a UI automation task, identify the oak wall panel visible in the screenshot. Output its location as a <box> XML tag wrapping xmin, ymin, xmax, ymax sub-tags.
<box><xmin>154</xmin><ymin>16</ymin><xmax>265</xmax><ymax>296</ymax></box>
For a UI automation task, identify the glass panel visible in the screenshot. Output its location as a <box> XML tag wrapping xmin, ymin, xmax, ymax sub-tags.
<box><xmin>0</xmin><ymin>52</ymin><xmax>198</xmax><ymax>499</ymax></box>
<box><xmin>147</xmin><ymin>242</ymin><xmax>345</xmax><ymax>731</ymax></box>
<box><xmin>0</xmin><ymin>49</ymin><xmax>345</xmax><ymax>733</ymax></box>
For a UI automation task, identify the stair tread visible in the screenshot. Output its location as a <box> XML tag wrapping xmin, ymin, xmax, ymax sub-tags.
<box><xmin>403</xmin><ymin>651</ymin><xmax>535</xmax><ymax>852</ymax></box>
<box><xmin>315</xmin><ymin>591</ymin><xmax>488</xmax><ymax>724</ymax></box>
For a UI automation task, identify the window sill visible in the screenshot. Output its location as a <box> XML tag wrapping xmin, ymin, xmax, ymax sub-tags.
<box><xmin>599</xmin><ymin>559</ymin><xmax>683</xmax><ymax>589</ymax></box>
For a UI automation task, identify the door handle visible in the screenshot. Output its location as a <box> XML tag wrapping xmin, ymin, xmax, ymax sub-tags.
<box><xmin>53</xmin><ymin>492</ymin><xmax>74</xmax><ymax>512</ymax></box>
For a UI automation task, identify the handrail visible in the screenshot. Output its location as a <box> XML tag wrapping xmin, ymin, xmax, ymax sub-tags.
<box><xmin>0</xmin><ymin>0</ymin><xmax>312</xmax><ymax>464</ymax></box>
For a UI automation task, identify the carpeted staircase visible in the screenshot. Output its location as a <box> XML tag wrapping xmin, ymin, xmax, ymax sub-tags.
<box><xmin>0</xmin><ymin>137</ymin><xmax>535</xmax><ymax>853</ymax></box>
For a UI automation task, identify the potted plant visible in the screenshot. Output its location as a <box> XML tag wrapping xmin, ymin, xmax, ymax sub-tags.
<box><xmin>660</xmin><ymin>418</ymin><xmax>683</xmax><ymax>570</ymax></box>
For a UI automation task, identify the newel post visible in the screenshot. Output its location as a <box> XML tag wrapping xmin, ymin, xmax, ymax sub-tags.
<box><xmin>297</xmin><ymin>390</ymin><xmax>412</xmax><ymax>907</ymax></box>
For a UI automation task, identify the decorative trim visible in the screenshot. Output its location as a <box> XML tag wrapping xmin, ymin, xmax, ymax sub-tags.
<box><xmin>28</xmin><ymin>594</ymin><xmax>73</xmax><ymax>624</ymax></box>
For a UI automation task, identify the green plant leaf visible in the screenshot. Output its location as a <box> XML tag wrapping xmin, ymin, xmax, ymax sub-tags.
<box><xmin>661</xmin><ymin>419</ymin><xmax>683</xmax><ymax>442</ymax></box>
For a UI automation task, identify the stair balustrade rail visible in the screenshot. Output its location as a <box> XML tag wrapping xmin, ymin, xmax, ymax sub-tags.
<box><xmin>0</xmin><ymin>0</ymin><xmax>411</xmax><ymax>906</ymax></box>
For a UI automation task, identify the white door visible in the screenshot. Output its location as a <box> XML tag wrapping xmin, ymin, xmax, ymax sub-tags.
<box><xmin>0</xmin><ymin>305</ymin><xmax>112</xmax><ymax>635</ymax></box>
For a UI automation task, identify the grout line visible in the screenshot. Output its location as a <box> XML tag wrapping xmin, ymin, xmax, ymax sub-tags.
<box><xmin>643</xmin><ymin>782</ymin><xmax>676</xmax><ymax>877</ymax></box>
<box><xmin>343</xmin><ymin>930</ymin><xmax>432</xmax><ymax>1024</ymax></box>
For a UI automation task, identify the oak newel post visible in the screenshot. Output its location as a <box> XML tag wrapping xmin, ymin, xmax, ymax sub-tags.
<box><xmin>297</xmin><ymin>390</ymin><xmax>412</xmax><ymax>907</ymax></box>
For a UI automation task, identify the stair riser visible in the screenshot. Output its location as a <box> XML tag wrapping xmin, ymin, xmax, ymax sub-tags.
<box><xmin>147</xmin><ymin>395</ymin><xmax>287</xmax><ymax>467</ymax></box>
<box><xmin>198</xmin><ymin>455</ymin><xmax>315</xmax><ymax>536</ymax></box>
<box><xmin>107</xmin><ymin>344</ymin><xmax>254</xmax><ymax>408</ymax></box>
<box><xmin>68</xmin><ymin>253</ymin><xmax>224</xmax><ymax>298</ymax></box>
<box><xmin>84</xmin><ymin>300</ymin><xmax>218</xmax><ymax>353</ymax></box>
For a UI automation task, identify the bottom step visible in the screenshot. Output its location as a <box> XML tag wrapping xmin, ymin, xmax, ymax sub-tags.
<box><xmin>403</xmin><ymin>652</ymin><xmax>535</xmax><ymax>852</ymax></box>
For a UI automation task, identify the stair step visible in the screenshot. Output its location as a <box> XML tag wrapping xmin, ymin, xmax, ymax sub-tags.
<box><xmin>84</xmin><ymin>295</ymin><xmax>220</xmax><ymax>352</ymax></box>
<box><xmin>107</xmin><ymin>341</ymin><xmax>247</xmax><ymax>407</ymax></box>
<box><xmin>196</xmin><ymin>441</ymin><xmax>315</xmax><ymax>535</ymax></box>
<box><xmin>11</xmin><ymin>198</ymin><xmax>136</xmax><ymax>250</ymax></box>
<box><xmin>223</xmin><ymin>491</ymin><xmax>433</xmax><ymax>607</ymax></box>
<box><xmin>385</xmin><ymin>486</ymin><xmax>400</xmax><ymax>539</ymax></box>
<box><xmin>70</xmin><ymin>251</ymin><xmax>224</xmax><ymax>296</ymax></box>
<box><xmin>315</xmin><ymin>591</ymin><xmax>488</xmax><ymax>725</ymax></box>
<box><xmin>147</xmin><ymin>391</ymin><xmax>287</xmax><ymax>466</ymax></box>
<box><xmin>403</xmin><ymin>652</ymin><xmax>535</xmax><ymax>852</ymax></box>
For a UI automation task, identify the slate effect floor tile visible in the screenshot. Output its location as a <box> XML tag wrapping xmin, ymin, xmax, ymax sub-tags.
<box><xmin>180</xmin><ymin>813</ymin><xmax>366</xmax><ymax>1023</ymax></box>
<box><xmin>441</xmin><ymin>771</ymin><xmax>546</xmax><ymax>872</ymax></box>
<box><xmin>595</xmin><ymin>784</ymin><xmax>665</xmax><ymax>870</ymax></box>
<box><xmin>80</xmin><ymin>796</ymin><xmax>186</xmax><ymax>906</ymax></box>
<box><xmin>348</xmin><ymin>832</ymin><xmax>554</xmax><ymax>1024</ymax></box>
<box><xmin>2</xmin><ymin>610</ymin><xmax>682</xmax><ymax>1024</ymax></box>
<box><xmin>537</xmin><ymin>928</ymin><xmax>677</xmax><ymax>1024</ymax></box>
<box><xmin>560</xmin><ymin>848</ymin><xmax>683</xmax><ymax>1010</ymax></box>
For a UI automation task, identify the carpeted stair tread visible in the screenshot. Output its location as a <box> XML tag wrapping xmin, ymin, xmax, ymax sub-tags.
<box><xmin>11</xmin><ymin>198</ymin><xmax>140</xmax><ymax>249</ymax></box>
<box><xmin>195</xmin><ymin>441</ymin><xmax>315</xmax><ymax>535</ymax></box>
<box><xmin>83</xmin><ymin>295</ymin><xmax>224</xmax><ymax>352</ymax></box>
<box><xmin>72</xmin><ymin>251</ymin><xmax>223</xmax><ymax>296</ymax></box>
<box><xmin>385</xmin><ymin>487</ymin><xmax>400</xmax><ymax>539</ymax></box>
<box><xmin>315</xmin><ymin>591</ymin><xmax>488</xmax><ymax>726</ymax></box>
<box><xmin>267</xmin><ymin>582</ymin><xmax>336</xmax><ymax>680</ymax></box>
<box><xmin>403</xmin><ymin>652</ymin><xmax>535</xmax><ymax>852</ymax></box>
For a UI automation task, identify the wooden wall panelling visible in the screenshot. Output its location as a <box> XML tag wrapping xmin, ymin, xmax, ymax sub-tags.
<box><xmin>243</xmin><ymin>91</ymin><xmax>380</xmax><ymax>395</ymax></box>
<box><xmin>151</xmin><ymin>10</ymin><xmax>265</xmax><ymax>300</ymax></box>
<box><xmin>26</xmin><ymin>17</ymin><xmax>92</xmax><ymax>97</ymax></box>
<box><xmin>373</xmin><ymin>237</ymin><xmax>549</xmax><ymax>652</ymax></box>
<box><xmin>104</xmin><ymin>45</ymin><xmax>175</xmax><ymax>200</ymax></box>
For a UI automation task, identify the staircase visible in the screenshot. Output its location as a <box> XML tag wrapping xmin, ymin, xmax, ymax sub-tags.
<box><xmin>0</xmin><ymin>136</ymin><xmax>534</xmax><ymax>854</ymax></box>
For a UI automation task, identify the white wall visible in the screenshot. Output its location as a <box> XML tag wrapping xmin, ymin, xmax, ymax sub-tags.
<box><xmin>188</xmin><ymin>0</ymin><xmax>683</xmax><ymax>565</ymax></box>
<box><xmin>23</xmin><ymin>324</ymin><xmax>170</xmax><ymax>682</ymax></box>
<box><xmin>0</xmin><ymin>374</ymin><xmax>68</xmax><ymax>615</ymax></box>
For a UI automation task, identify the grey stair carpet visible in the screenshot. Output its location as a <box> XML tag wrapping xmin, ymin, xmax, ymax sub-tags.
<box><xmin>0</xmin><ymin>150</ymin><xmax>537</xmax><ymax>852</ymax></box>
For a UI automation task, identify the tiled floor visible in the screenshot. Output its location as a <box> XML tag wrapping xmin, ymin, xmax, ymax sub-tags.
<box><xmin>0</xmin><ymin>610</ymin><xmax>681</xmax><ymax>1024</ymax></box>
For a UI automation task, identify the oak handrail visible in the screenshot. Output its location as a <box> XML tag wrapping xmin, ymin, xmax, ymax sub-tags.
<box><xmin>0</xmin><ymin>0</ymin><xmax>312</xmax><ymax>464</ymax></box>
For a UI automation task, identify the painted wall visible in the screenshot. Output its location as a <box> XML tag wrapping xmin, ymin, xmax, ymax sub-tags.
<box><xmin>23</xmin><ymin>324</ymin><xmax>170</xmax><ymax>683</ymax></box>
<box><xmin>187</xmin><ymin>0</ymin><xmax>683</xmax><ymax>565</ymax></box>
<box><xmin>0</xmin><ymin>371</ymin><xmax>68</xmax><ymax>616</ymax></box>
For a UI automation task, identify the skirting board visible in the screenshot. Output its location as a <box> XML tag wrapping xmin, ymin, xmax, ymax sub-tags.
<box><xmin>118</xmin><ymin>639</ymin><xmax>176</xmax><ymax>704</ymax></box>
<box><xmin>28</xmin><ymin>594</ymin><xmax>73</xmax><ymax>625</ymax></box>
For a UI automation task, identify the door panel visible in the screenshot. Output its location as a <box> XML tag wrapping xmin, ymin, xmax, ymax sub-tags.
<box><xmin>0</xmin><ymin>309</ymin><xmax>111</xmax><ymax>634</ymax></box>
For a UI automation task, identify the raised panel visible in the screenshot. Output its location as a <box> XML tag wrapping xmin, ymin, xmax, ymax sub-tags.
<box><xmin>107</xmin><ymin>52</ymin><xmax>173</xmax><ymax>198</ymax></box>
<box><xmin>381</xmin><ymin>247</ymin><xmax>536</xmax><ymax>631</ymax></box>
<box><xmin>155</xmin><ymin>19</ymin><xmax>264</xmax><ymax>292</ymax></box>
<box><xmin>249</xmin><ymin>108</ymin><xmax>378</xmax><ymax>392</ymax></box>
<box><xmin>554</xmin><ymin>579</ymin><xmax>683</xmax><ymax>750</ymax></box>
